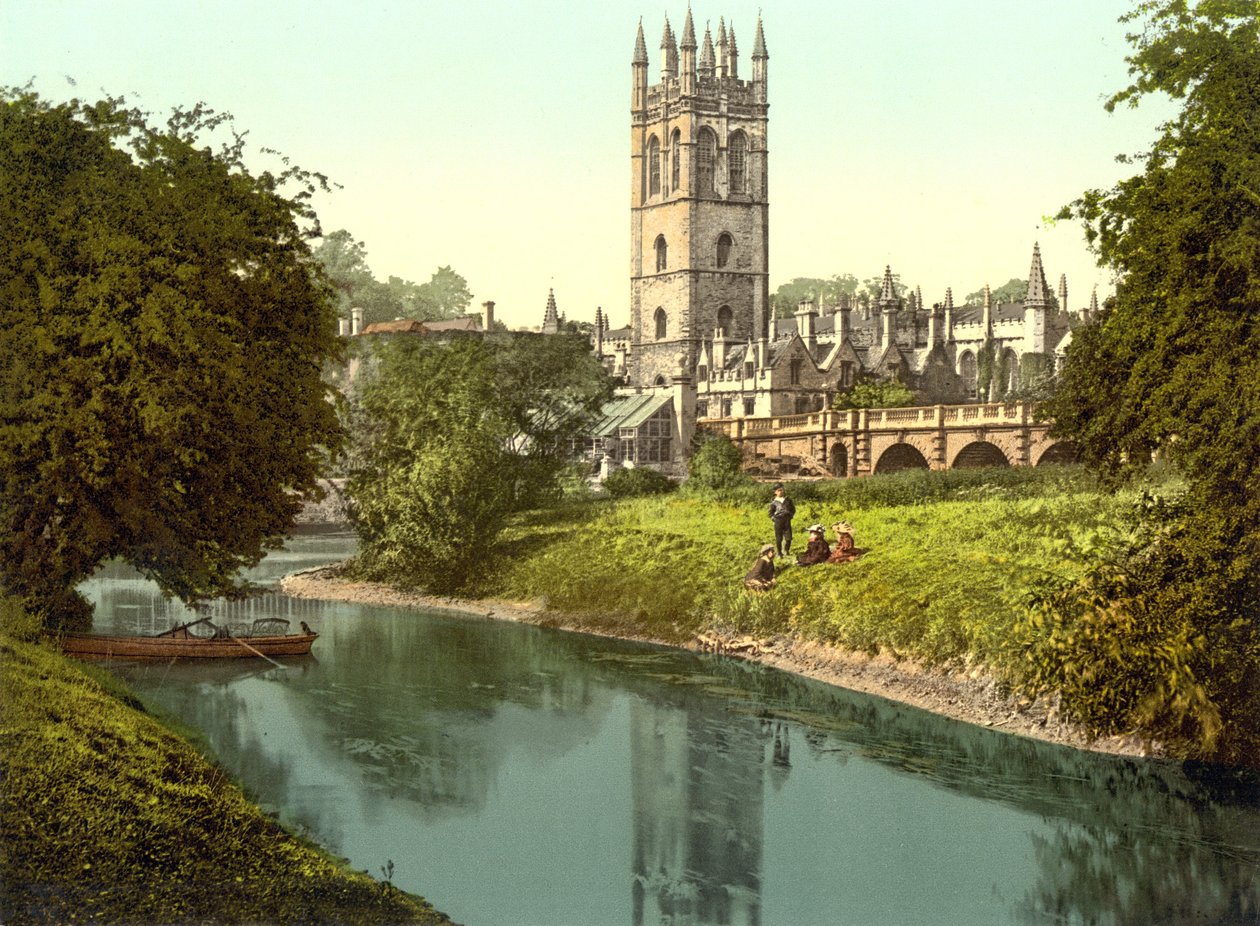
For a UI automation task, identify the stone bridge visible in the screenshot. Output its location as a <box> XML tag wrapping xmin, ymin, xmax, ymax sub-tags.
<box><xmin>698</xmin><ymin>402</ymin><xmax>1077</xmax><ymax>477</ymax></box>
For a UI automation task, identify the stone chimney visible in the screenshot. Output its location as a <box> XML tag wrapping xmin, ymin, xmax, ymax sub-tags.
<box><xmin>482</xmin><ymin>300</ymin><xmax>495</xmax><ymax>331</ymax></box>
<box><xmin>351</xmin><ymin>306</ymin><xmax>364</xmax><ymax>336</ymax></box>
<box><xmin>795</xmin><ymin>297</ymin><xmax>817</xmax><ymax>355</ymax></box>
<box><xmin>338</xmin><ymin>317</ymin><xmax>349</xmax><ymax>337</ymax></box>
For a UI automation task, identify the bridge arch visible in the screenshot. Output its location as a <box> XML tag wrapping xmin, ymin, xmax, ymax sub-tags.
<box><xmin>952</xmin><ymin>441</ymin><xmax>1010</xmax><ymax>469</ymax></box>
<box><xmin>874</xmin><ymin>443</ymin><xmax>929</xmax><ymax>474</ymax></box>
<box><xmin>1037</xmin><ymin>441</ymin><xmax>1080</xmax><ymax>466</ymax></box>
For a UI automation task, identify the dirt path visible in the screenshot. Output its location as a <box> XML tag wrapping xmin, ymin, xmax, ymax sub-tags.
<box><xmin>281</xmin><ymin>564</ymin><xmax>1150</xmax><ymax>759</ymax></box>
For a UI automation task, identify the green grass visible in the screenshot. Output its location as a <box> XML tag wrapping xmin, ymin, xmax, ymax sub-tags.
<box><xmin>480</xmin><ymin>466</ymin><xmax>1154</xmax><ymax>669</ymax></box>
<box><xmin>0</xmin><ymin>632</ymin><xmax>452</xmax><ymax>926</ymax></box>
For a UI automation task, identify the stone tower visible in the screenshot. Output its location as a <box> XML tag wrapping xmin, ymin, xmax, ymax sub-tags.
<box><xmin>629</xmin><ymin>11</ymin><xmax>769</xmax><ymax>387</ymax></box>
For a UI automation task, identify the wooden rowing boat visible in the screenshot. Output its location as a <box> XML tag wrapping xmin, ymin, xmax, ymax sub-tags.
<box><xmin>55</xmin><ymin>617</ymin><xmax>318</xmax><ymax>660</ymax></box>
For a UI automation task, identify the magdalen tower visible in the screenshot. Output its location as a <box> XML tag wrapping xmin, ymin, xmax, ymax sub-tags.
<box><xmin>629</xmin><ymin>11</ymin><xmax>769</xmax><ymax>387</ymax></box>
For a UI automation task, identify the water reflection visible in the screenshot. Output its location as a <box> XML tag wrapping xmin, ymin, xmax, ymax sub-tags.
<box><xmin>81</xmin><ymin>534</ymin><xmax>1260</xmax><ymax>926</ymax></box>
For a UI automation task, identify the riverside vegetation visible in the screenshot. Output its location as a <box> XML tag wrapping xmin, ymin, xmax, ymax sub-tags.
<box><xmin>0</xmin><ymin>606</ymin><xmax>452</xmax><ymax>926</ymax></box>
<box><xmin>369</xmin><ymin>457</ymin><xmax>1254</xmax><ymax>769</ymax></box>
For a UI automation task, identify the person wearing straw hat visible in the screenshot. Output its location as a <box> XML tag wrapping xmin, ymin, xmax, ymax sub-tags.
<box><xmin>795</xmin><ymin>524</ymin><xmax>831</xmax><ymax>566</ymax></box>
<box><xmin>826</xmin><ymin>521</ymin><xmax>865</xmax><ymax>564</ymax></box>
<box><xmin>744</xmin><ymin>544</ymin><xmax>778</xmax><ymax>591</ymax></box>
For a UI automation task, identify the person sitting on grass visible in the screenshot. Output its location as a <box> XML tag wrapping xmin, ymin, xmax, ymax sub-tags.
<box><xmin>795</xmin><ymin>524</ymin><xmax>831</xmax><ymax>566</ymax></box>
<box><xmin>744</xmin><ymin>544</ymin><xmax>777</xmax><ymax>591</ymax></box>
<box><xmin>826</xmin><ymin>522</ymin><xmax>866</xmax><ymax>564</ymax></box>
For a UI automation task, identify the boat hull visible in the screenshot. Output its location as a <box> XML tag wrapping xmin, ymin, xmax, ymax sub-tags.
<box><xmin>56</xmin><ymin>631</ymin><xmax>317</xmax><ymax>660</ymax></box>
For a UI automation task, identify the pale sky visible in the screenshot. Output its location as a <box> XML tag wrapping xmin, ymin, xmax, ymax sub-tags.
<box><xmin>2</xmin><ymin>1</ymin><xmax>1172</xmax><ymax>330</ymax></box>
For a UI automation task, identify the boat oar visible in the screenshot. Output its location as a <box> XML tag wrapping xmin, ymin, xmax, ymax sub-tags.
<box><xmin>228</xmin><ymin>634</ymin><xmax>287</xmax><ymax>670</ymax></box>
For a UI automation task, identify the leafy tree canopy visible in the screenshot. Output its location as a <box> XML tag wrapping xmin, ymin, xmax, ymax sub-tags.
<box><xmin>771</xmin><ymin>274</ymin><xmax>859</xmax><ymax>313</ymax></box>
<box><xmin>1044</xmin><ymin>0</ymin><xmax>1260</xmax><ymax>762</ymax></box>
<box><xmin>833</xmin><ymin>378</ymin><xmax>915</xmax><ymax>410</ymax></box>
<box><xmin>312</xmin><ymin>233</ymin><xmax>473</xmax><ymax>327</ymax></box>
<box><xmin>345</xmin><ymin>333</ymin><xmax>613</xmax><ymax>593</ymax></box>
<box><xmin>965</xmin><ymin>277</ymin><xmax>1060</xmax><ymax>309</ymax></box>
<box><xmin>0</xmin><ymin>90</ymin><xmax>344</xmax><ymax>626</ymax></box>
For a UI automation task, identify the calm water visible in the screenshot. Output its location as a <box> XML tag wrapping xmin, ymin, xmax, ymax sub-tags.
<box><xmin>81</xmin><ymin>529</ymin><xmax>1260</xmax><ymax>926</ymax></box>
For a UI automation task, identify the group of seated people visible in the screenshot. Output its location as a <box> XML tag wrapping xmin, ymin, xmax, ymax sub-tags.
<box><xmin>744</xmin><ymin>522</ymin><xmax>865</xmax><ymax>591</ymax></box>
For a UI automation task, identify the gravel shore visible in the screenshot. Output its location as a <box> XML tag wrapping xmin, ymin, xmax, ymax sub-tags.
<box><xmin>282</xmin><ymin>563</ymin><xmax>1150</xmax><ymax>759</ymax></box>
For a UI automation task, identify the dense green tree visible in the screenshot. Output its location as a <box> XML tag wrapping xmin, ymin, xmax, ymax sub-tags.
<box><xmin>311</xmin><ymin>229</ymin><xmax>375</xmax><ymax>317</ymax></box>
<box><xmin>345</xmin><ymin>338</ymin><xmax>513</xmax><ymax>593</ymax></box>
<box><xmin>415</xmin><ymin>265</ymin><xmax>473</xmax><ymax>320</ymax></box>
<box><xmin>771</xmin><ymin>274</ymin><xmax>859</xmax><ymax>313</ymax></box>
<box><xmin>833</xmin><ymin>378</ymin><xmax>915</xmax><ymax>410</ymax></box>
<box><xmin>345</xmin><ymin>332</ymin><xmax>613</xmax><ymax>592</ymax></box>
<box><xmin>313</xmin><ymin>234</ymin><xmax>473</xmax><ymax>327</ymax></box>
<box><xmin>685</xmin><ymin>433</ymin><xmax>750</xmax><ymax>495</ymax></box>
<box><xmin>0</xmin><ymin>91</ymin><xmax>344</xmax><ymax>626</ymax></box>
<box><xmin>1042</xmin><ymin>0</ymin><xmax>1260</xmax><ymax>762</ymax></box>
<box><xmin>491</xmin><ymin>333</ymin><xmax>615</xmax><ymax>508</ymax></box>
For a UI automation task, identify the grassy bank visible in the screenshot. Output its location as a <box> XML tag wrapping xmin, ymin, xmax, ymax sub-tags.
<box><xmin>0</xmin><ymin>630</ymin><xmax>452</xmax><ymax>926</ymax></box>
<box><xmin>433</xmin><ymin>464</ymin><xmax>1260</xmax><ymax>758</ymax></box>
<box><xmin>476</xmin><ymin>466</ymin><xmax>1136</xmax><ymax>664</ymax></box>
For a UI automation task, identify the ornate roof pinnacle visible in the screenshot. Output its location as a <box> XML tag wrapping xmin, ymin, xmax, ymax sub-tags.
<box><xmin>879</xmin><ymin>265</ymin><xmax>898</xmax><ymax>308</ymax></box>
<box><xmin>753</xmin><ymin>14</ymin><xmax>768</xmax><ymax>59</ymax></box>
<box><xmin>633</xmin><ymin>19</ymin><xmax>648</xmax><ymax>64</ymax></box>
<box><xmin>1025</xmin><ymin>241</ymin><xmax>1051</xmax><ymax>306</ymax></box>
<box><xmin>681</xmin><ymin>7</ymin><xmax>696</xmax><ymax>48</ymax></box>
<box><xmin>700</xmin><ymin>24</ymin><xmax>715</xmax><ymax>72</ymax></box>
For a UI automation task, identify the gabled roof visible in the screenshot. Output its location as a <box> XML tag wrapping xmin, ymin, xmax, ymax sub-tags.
<box><xmin>360</xmin><ymin>319</ymin><xmax>427</xmax><ymax>335</ymax></box>
<box><xmin>422</xmin><ymin>316</ymin><xmax>481</xmax><ymax>332</ymax></box>
<box><xmin>591</xmin><ymin>393</ymin><xmax>672</xmax><ymax>436</ymax></box>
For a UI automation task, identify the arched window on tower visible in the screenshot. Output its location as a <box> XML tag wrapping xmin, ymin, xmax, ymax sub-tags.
<box><xmin>716</xmin><ymin>232</ymin><xmax>733</xmax><ymax>268</ymax></box>
<box><xmin>648</xmin><ymin>135</ymin><xmax>661</xmax><ymax>196</ymax></box>
<box><xmin>717</xmin><ymin>305</ymin><xmax>733</xmax><ymax>337</ymax></box>
<box><xmin>729</xmin><ymin>130</ymin><xmax>747</xmax><ymax>194</ymax></box>
<box><xmin>696</xmin><ymin>127</ymin><xmax>717</xmax><ymax>195</ymax></box>
<box><xmin>670</xmin><ymin>129</ymin><xmax>681</xmax><ymax>192</ymax></box>
<box><xmin>655</xmin><ymin>235</ymin><xmax>667</xmax><ymax>273</ymax></box>
<box><xmin>654</xmin><ymin>307</ymin><xmax>667</xmax><ymax>340</ymax></box>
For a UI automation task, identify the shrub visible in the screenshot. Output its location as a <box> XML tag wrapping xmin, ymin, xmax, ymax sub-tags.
<box><xmin>685</xmin><ymin>433</ymin><xmax>754</xmax><ymax>495</ymax></box>
<box><xmin>603</xmin><ymin>466</ymin><xmax>678</xmax><ymax>499</ymax></box>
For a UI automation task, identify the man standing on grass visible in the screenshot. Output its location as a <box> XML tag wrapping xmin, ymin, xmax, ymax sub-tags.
<box><xmin>768</xmin><ymin>483</ymin><xmax>795</xmax><ymax>557</ymax></box>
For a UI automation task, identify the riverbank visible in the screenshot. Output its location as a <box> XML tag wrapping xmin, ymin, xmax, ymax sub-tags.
<box><xmin>281</xmin><ymin>563</ymin><xmax>1149</xmax><ymax>759</ymax></box>
<box><xmin>0</xmin><ymin>629</ymin><xmax>454</xmax><ymax>925</ymax></box>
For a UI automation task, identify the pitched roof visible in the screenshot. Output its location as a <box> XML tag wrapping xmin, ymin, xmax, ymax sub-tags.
<box><xmin>422</xmin><ymin>316</ymin><xmax>481</xmax><ymax>332</ymax></box>
<box><xmin>359</xmin><ymin>319</ymin><xmax>427</xmax><ymax>335</ymax></box>
<box><xmin>591</xmin><ymin>393</ymin><xmax>672</xmax><ymax>436</ymax></box>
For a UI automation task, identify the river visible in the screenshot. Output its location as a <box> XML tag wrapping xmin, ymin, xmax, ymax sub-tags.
<box><xmin>79</xmin><ymin>528</ymin><xmax>1260</xmax><ymax>926</ymax></box>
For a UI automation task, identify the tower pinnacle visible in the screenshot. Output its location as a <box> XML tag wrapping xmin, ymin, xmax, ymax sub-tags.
<box><xmin>1024</xmin><ymin>242</ymin><xmax>1051</xmax><ymax>307</ymax></box>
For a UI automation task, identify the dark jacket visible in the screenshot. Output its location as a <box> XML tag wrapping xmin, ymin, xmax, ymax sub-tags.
<box><xmin>745</xmin><ymin>556</ymin><xmax>776</xmax><ymax>585</ymax></box>
<box><xmin>796</xmin><ymin>537</ymin><xmax>831</xmax><ymax>566</ymax></box>
<box><xmin>768</xmin><ymin>496</ymin><xmax>795</xmax><ymax>524</ymax></box>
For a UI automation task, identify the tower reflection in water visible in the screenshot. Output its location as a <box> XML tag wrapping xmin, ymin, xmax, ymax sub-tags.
<box><xmin>632</xmin><ymin>702</ymin><xmax>795</xmax><ymax>926</ymax></box>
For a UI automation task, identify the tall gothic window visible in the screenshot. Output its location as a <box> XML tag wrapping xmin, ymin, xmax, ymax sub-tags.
<box><xmin>959</xmin><ymin>351</ymin><xmax>978</xmax><ymax>398</ymax></box>
<box><xmin>728</xmin><ymin>130</ymin><xmax>747</xmax><ymax>194</ymax></box>
<box><xmin>717</xmin><ymin>305</ymin><xmax>733</xmax><ymax>337</ymax></box>
<box><xmin>648</xmin><ymin>135</ymin><xmax>661</xmax><ymax>196</ymax></box>
<box><xmin>696</xmin><ymin>127</ymin><xmax>717</xmax><ymax>195</ymax></box>
<box><xmin>670</xmin><ymin>128</ymin><xmax>681</xmax><ymax>192</ymax></box>
<box><xmin>655</xmin><ymin>235</ymin><xmax>667</xmax><ymax>272</ymax></box>
<box><xmin>654</xmin><ymin>307</ymin><xmax>667</xmax><ymax>340</ymax></box>
<box><xmin>716</xmin><ymin>232</ymin><xmax>733</xmax><ymax>268</ymax></box>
